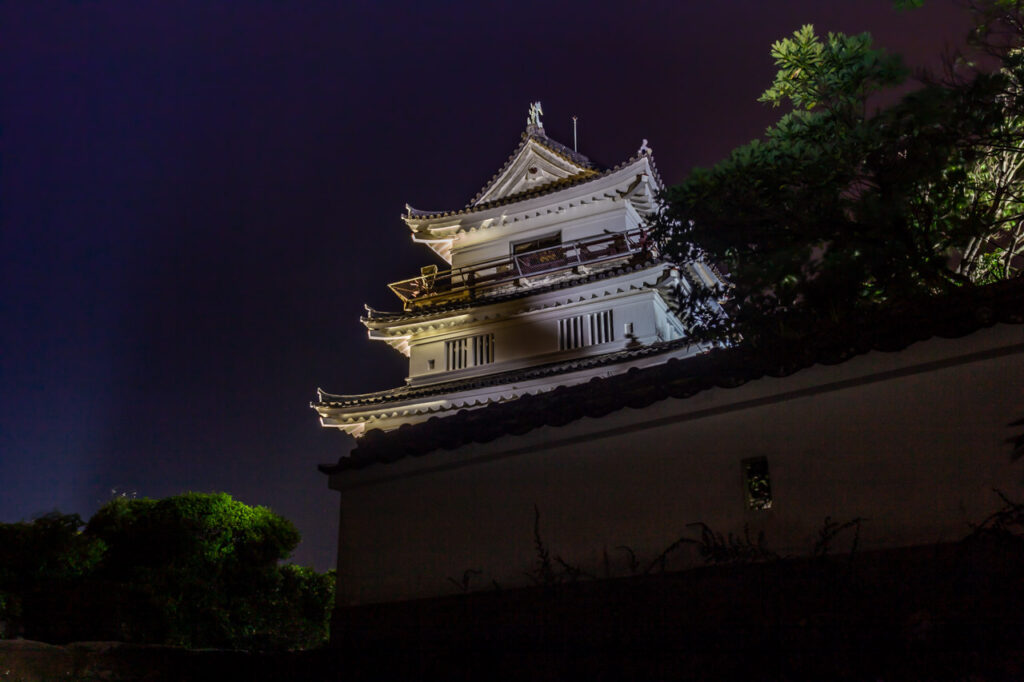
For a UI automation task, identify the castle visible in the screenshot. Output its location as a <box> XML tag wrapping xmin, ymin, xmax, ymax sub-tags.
<box><xmin>313</xmin><ymin>104</ymin><xmax>721</xmax><ymax>437</ymax></box>
<box><xmin>314</xmin><ymin>105</ymin><xmax>1024</xmax><ymax>608</ymax></box>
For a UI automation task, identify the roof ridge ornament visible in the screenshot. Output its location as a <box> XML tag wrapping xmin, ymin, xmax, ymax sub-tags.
<box><xmin>638</xmin><ymin>139</ymin><xmax>652</xmax><ymax>156</ymax></box>
<box><xmin>526</xmin><ymin>101</ymin><xmax>544</xmax><ymax>135</ymax></box>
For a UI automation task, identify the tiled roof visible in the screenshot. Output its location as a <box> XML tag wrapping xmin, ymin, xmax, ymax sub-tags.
<box><xmin>468</xmin><ymin>130</ymin><xmax>600</xmax><ymax>207</ymax></box>
<box><xmin>315</xmin><ymin>334</ymin><xmax>693</xmax><ymax>409</ymax></box>
<box><xmin>404</xmin><ymin>145</ymin><xmax>662</xmax><ymax>222</ymax></box>
<box><xmin>320</xmin><ymin>279</ymin><xmax>1024</xmax><ymax>474</ymax></box>
<box><xmin>363</xmin><ymin>256</ymin><xmax>668</xmax><ymax>324</ymax></box>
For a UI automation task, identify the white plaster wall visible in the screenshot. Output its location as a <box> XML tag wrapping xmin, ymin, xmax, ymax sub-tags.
<box><xmin>331</xmin><ymin>325</ymin><xmax>1024</xmax><ymax>606</ymax></box>
<box><xmin>408</xmin><ymin>342</ymin><xmax>441</xmax><ymax>376</ymax></box>
<box><xmin>406</xmin><ymin>290</ymin><xmax>667</xmax><ymax>381</ymax></box>
<box><xmin>450</xmin><ymin>203</ymin><xmax>630</xmax><ymax>269</ymax></box>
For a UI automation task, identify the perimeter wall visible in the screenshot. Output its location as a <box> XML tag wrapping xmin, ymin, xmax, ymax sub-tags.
<box><xmin>328</xmin><ymin>324</ymin><xmax>1024</xmax><ymax>606</ymax></box>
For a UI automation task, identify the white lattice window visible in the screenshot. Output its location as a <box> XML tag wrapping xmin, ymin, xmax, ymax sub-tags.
<box><xmin>445</xmin><ymin>333</ymin><xmax>494</xmax><ymax>370</ymax></box>
<box><xmin>558</xmin><ymin>310</ymin><xmax>614</xmax><ymax>350</ymax></box>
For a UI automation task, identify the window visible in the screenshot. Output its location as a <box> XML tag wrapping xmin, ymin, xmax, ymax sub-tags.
<box><xmin>446</xmin><ymin>338</ymin><xmax>468</xmax><ymax>370</ymax></box>
<box><xmin>511</xmin><ymin>232</ymin><xmax>561</xmax><ymax>256</ymax></box>
<box><xmin>742</xmin><ymin>457</ymin><xmax>773</xmax><ymax>510</ymax></box>
<box><xmin>445</xmin><ymin>333</ymin><xmax>494</xmax><ymax>371</ymax></box>
<box><xmin>472</xmin><ymin>332</ymin><xmax>494</xmax><ymax>366</ymax></box>
<box><xmin>512</xmin><ymin>232</ymin><xmax>567</xmax><ymax>275</ymax></box>
<box><xmin>559</xmin><ymin>310</ymin><xmax>613</xmax><ymax>350</ymax></box>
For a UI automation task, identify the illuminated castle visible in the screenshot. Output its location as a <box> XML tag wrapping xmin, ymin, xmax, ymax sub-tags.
<box><xmin>313</xmin><ymin>105</ymin><xmax>1024</xmax><ymax>611</ymax></box>
<box><xmin>313</xmin><ymin>103</ymin><xmax>721</xmax><ymax>437</ymax></box>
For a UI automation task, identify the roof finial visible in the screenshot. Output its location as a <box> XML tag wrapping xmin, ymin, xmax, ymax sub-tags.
<box><xmin>638</xmin><ymin>138</ymin><xmax>652</xmax><ymax>156</ymax></box>
<box><xmin>526</xmin><ymin>101</ymin><xmax>544</xmax><ymax>134</ymax></box>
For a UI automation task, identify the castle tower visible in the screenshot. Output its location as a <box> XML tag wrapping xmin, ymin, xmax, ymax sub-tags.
<box><xmin>313</xmin><ymin>104</ymin><xmax>722</xmax><ymax>437</ymax></box>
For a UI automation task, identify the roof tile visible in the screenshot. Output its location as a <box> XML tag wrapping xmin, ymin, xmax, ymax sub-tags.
<box><xmin>320</xmin><ymin>280</ymin><xmax>1024</xmax><ymax>474</ymax></box>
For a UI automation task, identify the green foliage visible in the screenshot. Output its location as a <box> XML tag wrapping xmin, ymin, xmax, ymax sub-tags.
<box><xmin>654</xmin><ymin>15</ymin><xmax>1024</xmax><ymax>345</ymax></box>
<box><xmin>0</xmin><ymin>512</ymin><xmax>105</xmax><ymax>593</ymax></box>
<box><xmin>271</xmin><ymin>564</ymin><xmax>336</xmax><ymax>648</ymax></box>
<box><xmin>83</xmin><ymin>493</ymin><xmax>323</xmax><ymax>649</ymax></box>
<box><xmin>759</xmin><ymin>24</ymin><xmax>907</xmax><ymax>115</ymax></box>
<box><xmin>0</xmin><ymin>494</ymin><xmax>333</xmax><ymax>651</ymax></box>
<box><xmin>0</xmin><ymin>512</ymin><xmax>106</xmax><ymax>639</ymax></box>
<box><xmin>87</xmin><ymin>493</ymin><xmax>299</xmax><ymax>580</ymax></box>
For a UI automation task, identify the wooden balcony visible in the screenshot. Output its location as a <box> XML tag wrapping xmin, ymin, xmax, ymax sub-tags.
<box><xmin>389</xmin><ymin>229</ymin><xmax>653</xmax><ymax>310</ymax></box>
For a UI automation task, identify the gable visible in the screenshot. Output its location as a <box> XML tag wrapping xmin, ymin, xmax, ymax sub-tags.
<box><xmin>471</xmin><ymin>136</ymin><xmax>598</xmax><ymax>207</ymax></box>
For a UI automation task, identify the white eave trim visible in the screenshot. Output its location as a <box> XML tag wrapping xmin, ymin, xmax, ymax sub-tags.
<box><xmin>367</xmin><ymin>330</ymin><xmax>412</xmax><ymax>357</ymax></box>
<box><xmin>403</xmin><ymin>158</ymin><xmax>659</xmax><ymax>236</ymax></box>
<box><xmin>410</xmin><ymin>234</ymin><xmax>455</xmax><ymax>264</ymax></box>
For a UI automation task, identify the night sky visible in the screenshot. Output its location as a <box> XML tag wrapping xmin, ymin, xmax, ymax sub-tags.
<box><xmin>2</xmin><ymin>1</ymin><xmax>970</xmax><ymax>569</ymax></box>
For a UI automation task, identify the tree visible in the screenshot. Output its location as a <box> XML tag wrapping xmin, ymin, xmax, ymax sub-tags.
<box><xmin>653</xmin><ymin>10</ymin><xmax>1024</xmax><ymax>345</ymax></box>
<box><xmin>0</xmin><ymin>493</ymin><xmax>333</xmax><ymax>650</ymax></box>
<box><xmin>0</xmin><ymin>512</ymin><xmax>105</xmax><ymax>588</ymax></box>
<box><xmin>84</xmin><ymin>492</ymin><xmax>329</xmax><ymax>650</ymax></box>
<box><xmin>954</xmin><ymin>1</ymin><xmax>1024</xmax><ymax>281</ymax></box>
<box><xmin>0</xmin><ymin>512</ymin><xmax>105</xmax><ymax>635</ymax></box>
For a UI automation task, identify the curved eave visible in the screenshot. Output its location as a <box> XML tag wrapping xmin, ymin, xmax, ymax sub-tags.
<box><xmin>361</xmin><ymin>258</ymin><xmax>672</xmax><ymax>331</ymax></box>
<box><xmin>323</xmin><ymin>279</ymin><xmax>1024</xmax><ymax>472</ymax></box>
<box><xmin>314</xmin><ymin>396</ymin><xmax>458</xmax><ymax>438</ymax></box>
<box><xmin>314</xmin><ymin>336</ymin><xmax>703</xmax><ymax>413</ymax></box>
<box><xmin>313</xmin><ymin>337</ymin><xmax>715</xmax><ymax>459</ymax></box>
<box><xmin>409</xmin><ymin>232</ymin><xmax>455</xmax><ymax>264</ymax></box>
<box><xmin>402</xmin><ymin>154</ymin><xmax>661</xmax><ymax>233</ymax></box>
<box><xmin>366</xmin><ymin>329</ymin><xmax>411</xmax><ymax>357</ymax></box>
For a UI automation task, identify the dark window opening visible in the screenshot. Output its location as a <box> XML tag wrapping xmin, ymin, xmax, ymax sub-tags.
<box><xmin>512</xmin><ymin>232</ymin><xmax>562</xmax><ymax>256</ymax></box>
<box><xmin>743</xmin><ymin>457</ymin><xmax>773</xmax><ymax>510</ymax></box>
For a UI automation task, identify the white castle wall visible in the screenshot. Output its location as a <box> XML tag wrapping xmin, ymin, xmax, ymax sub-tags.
<box><xmin>449</xmin><ymin>201</ymin><xmax>641</xmax><ymax>269</ymax></box>
<box><xmin>406</xmin><ymin>287</ymin><xmax>682</xmax><ymax>382</ymax></box>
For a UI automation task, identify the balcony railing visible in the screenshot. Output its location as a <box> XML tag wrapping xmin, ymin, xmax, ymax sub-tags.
<box><xmin>389</xmin><ymin>229</ymin><xmax>653</xmax><ymax>309</ymax></box>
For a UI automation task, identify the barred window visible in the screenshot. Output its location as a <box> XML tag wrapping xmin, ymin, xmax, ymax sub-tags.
<box><xmin>445</xmin><ymin>333</ymin><xmax>494</xmax><ymax>371</ymax></box>
<box><xmin>559</xmin><ymin>310</ymin><xmax>614</xmax><ymax>350</ymax></box>
<box><xmin>472</xmin><ymin>332</ymin><xmax>493</xmax><ymax>366</ymax></box>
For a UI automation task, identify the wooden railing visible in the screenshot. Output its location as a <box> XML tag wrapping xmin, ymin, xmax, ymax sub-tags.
<box><xmin>389</xmin><ymin>229</ymin><xmax>653</xmax><ymax>309</ymax></box>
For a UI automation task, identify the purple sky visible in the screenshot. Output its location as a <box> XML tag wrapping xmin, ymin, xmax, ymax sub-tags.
<box><xmin>1</xmin><ymin>1</ymin><xmax>970</xmax><ymax>569</ymax></box>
